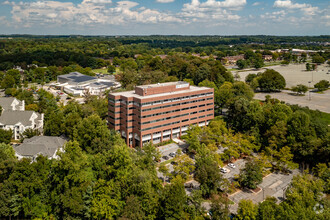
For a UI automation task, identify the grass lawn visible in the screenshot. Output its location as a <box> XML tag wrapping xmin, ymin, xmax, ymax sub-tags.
<box><xmin>264</xmin><ymin>61</ymin><xmax>282</xmax><ymax>67</ymax></box>
<box><xmin>318</xmin><ymin>111</ymin><xmax>330</xmax><ymax>125</ymax></box>
<box><xmin>92</xmin><ymin>68</ymin><xmax>109</xmax><ymax>74</ymax></box>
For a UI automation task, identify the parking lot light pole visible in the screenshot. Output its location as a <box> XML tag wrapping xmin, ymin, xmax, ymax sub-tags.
<box><xmin>308</xmin><ymin>81</ymin><xmax>311</xmax><ymax>101</ymax></box>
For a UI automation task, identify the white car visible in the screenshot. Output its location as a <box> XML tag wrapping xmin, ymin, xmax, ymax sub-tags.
<box><xmin>228</xmin><ymin>163</ymin><xmax>236</xmax><ymax>169</ymax></box>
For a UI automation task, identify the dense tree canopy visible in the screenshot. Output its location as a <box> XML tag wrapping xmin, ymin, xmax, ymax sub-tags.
<box><xmin>257</xmin><ymin>69</ymin><xmax>286</xmax><ymax>92</ymax></box>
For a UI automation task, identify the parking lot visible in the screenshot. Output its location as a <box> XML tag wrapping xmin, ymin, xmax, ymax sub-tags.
<box><xmin>254</xmin><ymin>89</ymin><xmax>330</xmax><ymax>113</ymax></box>
<box><xmin>157</xmin><ymin>142</ymin><xmax>188</xmax><ymax>182</ymax></box>
<box><xmin>228</xmin><ymin>169</ymin><xmax>300</xmax><ymax>214</ymax></box>
<box><xmin>222</xmin><ymin>159</ymin><xmax>247</xmax><ymax>182</ymax></box>
<box><xmin>158</xmin><ymin>142</ymin><xmax>188</xmax><ymax>162</ymax></box>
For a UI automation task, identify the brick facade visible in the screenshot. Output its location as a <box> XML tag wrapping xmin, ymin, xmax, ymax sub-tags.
<box><xmin>108</xmin><ymin>82</ymin><xmax>214</xmax><ymax>148</ymax></box>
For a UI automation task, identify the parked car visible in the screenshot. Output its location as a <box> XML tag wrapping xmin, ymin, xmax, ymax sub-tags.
<box><xmin>162</xmin><ymin>156</ymin><xmax>169</xmax><ymax>160</ymax></box>
<box><xmin>169</xmin><ymin>152</ymin><xmax>176</xmax><ymax>157</ymax></box>
<box><xmin>228</xmin><ymin>163</ymin><xmax>236</xmax><ymax>169</ymax></box>
<box><xmin>220</xmin><ymin>168</ymin><xmax>229</xmax><ymax>173</ymax></box>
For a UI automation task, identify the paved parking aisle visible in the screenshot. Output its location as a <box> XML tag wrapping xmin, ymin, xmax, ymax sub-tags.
<box><xmin>229</xmin><ymin>169</ymin><xmax>300</xmax><ymax>214</ymax></box>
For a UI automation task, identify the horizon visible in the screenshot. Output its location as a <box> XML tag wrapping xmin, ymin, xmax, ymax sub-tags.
<box><xmin>1</xmin><ymin>34</ymin><xmax>329</xmax><ymax>37</ymax></box>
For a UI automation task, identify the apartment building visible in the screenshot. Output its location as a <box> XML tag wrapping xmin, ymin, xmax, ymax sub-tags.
<box><xmin>108</xmin><ymin>81</ymin><xmax>214</xmax><ymax>148</ymax></box>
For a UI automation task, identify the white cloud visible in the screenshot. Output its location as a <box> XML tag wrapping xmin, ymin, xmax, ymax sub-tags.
<box><xmin>180</xmin><ymin>0</ymin><xmax>245</xmax><ymax>24</ymax></box>
<box><xmin>186</xmin><ymin>0</ymin><xmax>247</xmax><ymax>9</ymax></box>
<box><xmin>252</xmin><ymin>2</ymin><xmax>260</xmax><ymax>6</ymax></box>
<box><xmin>156</xmin><ymin>0</ymin><xmax>175</xmax><ymax>3</ymax></box>
<box><xmin>82</xmin><ymin>0</ymin><xmax>112</xmax><ymax>4</ymax></box>
<box><xmin>6</xmin><ymin>0</ymin><xmax>242</xmax><ymax>28</ymax></box>
<box><xmin>273</xmin><ymin>0</ymin><xmax>319</xmax><ymax>16</ymax></box>
<box><xmin>7</xmin><ymin>0</ymin><xmax>182</xmax><ymax>27</ymax></box>
<box><xmin>274</xmin><ymin>0</ymin><xmax>306</xmax><ymax>9</ymax></box>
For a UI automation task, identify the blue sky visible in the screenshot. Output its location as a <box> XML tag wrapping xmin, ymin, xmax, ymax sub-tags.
<box><xmin>0</xmin><ymin>0</ymin><xmax>329</xmax><ymax>35</ymax></box>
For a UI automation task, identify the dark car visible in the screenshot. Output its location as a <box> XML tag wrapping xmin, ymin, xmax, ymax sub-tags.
<box><xmin>162</xmin><ymin>156</ymin><xmax>169</xmax><ymax>160</ymax></box>
<box><xmin>169</xmin><ymin>152</ymin><xmax>176</xmax><ymax>157</ymax></box>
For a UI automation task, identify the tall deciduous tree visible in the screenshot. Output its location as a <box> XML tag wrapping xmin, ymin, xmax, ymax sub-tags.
<box><xmin>239</xmin><ymin>158</ymin><xmax>263</xmax><ymax>189</ymax></box>
<box><xmin>258</xmin><ymin>69</ymin><xmax>286</xmax><ymax>92</ymax></box>
<box><xmin>236</xmin><ymin>199</ymin><xmax>258</xmax><ymax>220</ymax></box>
<box><xmin>74</xmin><ymin>114</ymin><xmax>112</xmax><ymax>153</ymax></box>
<box><xmin>0</xmin><ymin>129</ymin><xmax>12</xmax><ymax>144</ymax></box>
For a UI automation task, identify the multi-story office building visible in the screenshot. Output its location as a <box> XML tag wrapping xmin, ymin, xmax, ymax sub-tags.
<box><xmin>108</xmin><ymin>81</ymin><xmax>214</xmax><ymax>147</ymax></box>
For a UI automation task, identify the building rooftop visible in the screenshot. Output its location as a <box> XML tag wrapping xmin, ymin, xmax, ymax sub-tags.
<box><xmin>137</xmin><ymin>81</ymin><xmax>188</xmax><ymax>89</ymax></box>
<box><xmin>111</xmin><ymin>84</ymin><xmax>211</xmax><ymax>100</ymax></box>
<box><xmin>0</xmin><ymin>97</ymin><xmax>21</xmax><ymax>111</ymax></box>
<box><xmin>58</xmin><ymin>72</ymin><xmax>97</xmax><ymax>84</ymax></box>
<box><xmin>14</xmin><ymin>136</ymin><xmax>67</xmax><ymax>158</ymax></box>
<box><xmin>0</xmin><ymin>111</ymin><xmax>41</xmax><ymax>126</ymax></box>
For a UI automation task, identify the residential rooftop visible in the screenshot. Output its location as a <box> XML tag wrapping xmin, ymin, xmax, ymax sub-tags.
<box><xmin>14</xmin><ymin>136</ymin><xmax>67</xmax><ymax>158</ymax></box>
<box><xmin>0</xmin><ymin>111</ymin><xmax>41</xmax><ymax>127</ymax></box>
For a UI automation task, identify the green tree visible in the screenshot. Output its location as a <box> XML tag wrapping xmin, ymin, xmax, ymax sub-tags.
<box><xmin>158</xmin><ymin>163</ymin><xmax>170</xmax><ymax>184</ymax></box>
<box><xmin>50</xmin><ymin>141</ymin><xmax>94</xmax><ymax>219</ymax></box>
<box><xmin>194</xmin><ymin>144</ymin><xmax>223</xmax><ymax>198</ymax></box>
<box><xmin>258</xmin><ymin>69</ymin><xmax>286</xmax><ymax>92</ymax></box>
<box><xmin>160</xmin><ymin>176</ymin><xmax>188</xmax><ymax>219</ymax></box>
<box><xmin>198</xmin><ymin>79</ymin><xmax>217</xmax><ymax>89</ymax></box>
<box><xmin>91</xmin><ymin>179</ymin><xmax>123</xmax><ymax>219</ymax></box>
<box><xmin>74</xmin><ymin>114</ymin><xmax>112</xmax><ymax>153</ymax></box>
<box><xmin>245</xmin><ymin>73</ymin><xmax>257</xmax><ymax>85</ymax></box>
<box><xmin>237</xmin><ymin>59</ymin><xmax>248</xmax><ymax>69</ymax></box>
<box><xmin>0</xmin><ymin>129</ymin><xmax>12</xmax><ymax>144</ymax></box>
<box><xmin>278</xmin><ymin>174</ymin><xmax>328</xmax><ymax>219</ymax></box>
<box><xmin>306</xmin><ymin>62</ymin><xmax>311</xmax><ymax>71</ymax></box>
<box><xmin>0</xmin><ymin>143</ymin><xmax>16</xmax><ymax>160</ymax></box>
<box><xmin>312</xmin><ymin>55</ymin><xmax>325</xmax><ymax>64</ymax></box>
<box><xmin>184</xmin><ymin>125</ymin><xmax>202</xmax><ymax>153</ymax></box>
<box><xmin>257</xmin><ymin>197</ymin><xmax>278</xmax><ymax>220</ymax></box>
<box><xmin>107</xmin><ymin>65</ymin><xmax>116</xmax><ymax>74</ymax></box>
<box><xmin>239</xmin><ymin>158</ymin><xmax>263</xmax><ymax>189</ymax></box>
<box><xmin>22</xmin><ymin>128</ymin><xmax>40</xmax><ymax>139</ymax></box>
<box><xmin>6</xmin><ymin>69</ymin><xmax>21</xmax><ymax>86</ymax></box>
<box><xmin>0</xmin><ymin>156</ymin><xmax>52</xmax><ymax>218</ymax></box>
<box><xmin>210</xmin><ymin>194</ymin><xmax>230</xmax><ymax>220</ymax></box>
<box><xmin>314</xmin><ymin>80</ymin><xmax>329</xmax><ymax>91</ymax></box>
<box><xmin>232</xmin><ymin>81</ymin><xmax>254</xmax><ymax>101</ymax></box>
<box><xmin>292</xmin><ymin>84</ymin><xmax>308</xmax><ymax>95</ymax></box>
<box><xmin>312</xmin><ymin>163</ymin><xmax>330</xmax><ymax>193</ymax></box>
<box><xmin>44</xmin><ymin>111</ymin><xmax>64</xmax><ymax>136</ymax></box>
<box><xmin>120</xmin><ymin>195</ymin><xmax>145</xmax><ymax>220</ymax></box>
<box><xmin>236</xmin><ymin>199</ymin><xmax>258</xmax><ymax>220</ymax></box>
<box><xmin>172</xmin><ymin>154</ymin><xmax>195</xmax><ymax>181</ymax></box>
<box><xmin>254</xmin><ymin>58</ymin><xmax>264</xmax><ymax>69</ymax></box>
<box><xmin>1</xmin><ymin>75</ymin><xmax>15</xmax><ymax>89</ymax></box>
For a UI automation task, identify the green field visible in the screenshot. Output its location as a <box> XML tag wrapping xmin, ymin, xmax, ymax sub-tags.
<box><xmin>319</xmin><ymin>111</ymin><xmax>330</xmax><ymax>125</ymax></box>
<box><xmin>92</xmin><ymin>68</ymin><xmax>109</xmax><ymax>74</ymax></box>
